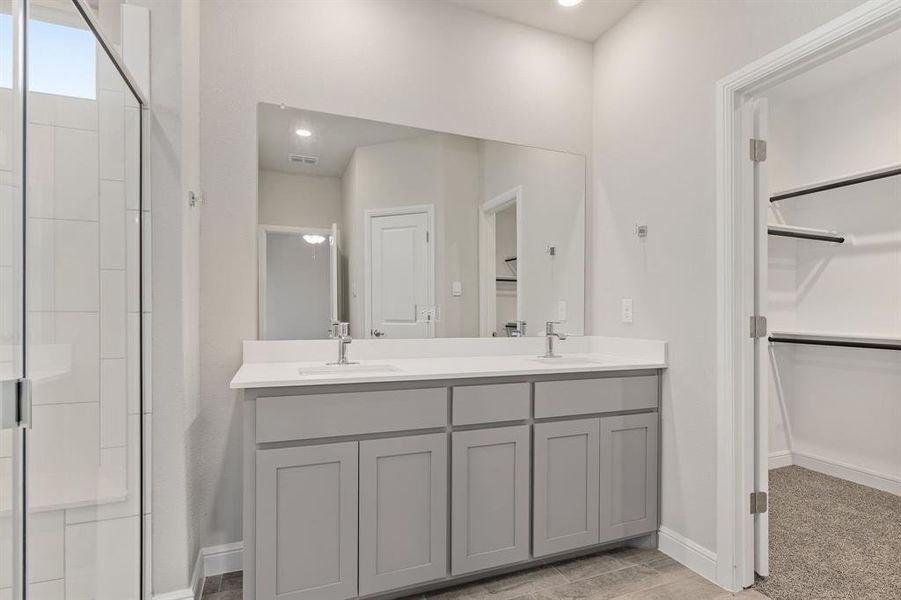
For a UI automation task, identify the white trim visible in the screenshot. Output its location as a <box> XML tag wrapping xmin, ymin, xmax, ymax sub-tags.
<box><xmin>363</xmin><ymin>205</ymin><xmax>436</xmax><ymax>339</ymax></box>
<box><xmin>189</xmin><ymin>542</ymin><xmax>245</xmax><ymax>600</ymax></box>
<box><xmin>257</xmin><ymin>224</ymin><xmax>333</xmax><ymax>339</ymax></box>
<box><xmin>478</xmin><ymin>186</ymin><xmax>523</xmax><ymax>336</ymax></box>
<box><xmin>203</xmin><ymin>541</ymin><xmax>245</xmax><ymax>576</ymax></box>
<box><xmin>151</xmin><ymin>589</ymin><xmax>194</xmax><ymax>600</ymax></box>
<box><xmin>657</xmin><ymin>526</ymin><xmax>718</xmax><ymax>584</ymax></box>
<box><xmin>715</xmin><ymin>0</ymin><xmax>901</xmax><ymax>592</ymax></box>
<box><xmin>782</xmin><ymin>451</ymin><xmax>901</xmax><ymax>496</ymax></box>
<box><xmin>768</xmin><ymin>450</ymin><xmax>794</xmax><ymax>470</ymax></box>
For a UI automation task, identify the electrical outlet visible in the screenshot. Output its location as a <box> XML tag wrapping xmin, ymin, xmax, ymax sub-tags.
<box><xmin>621</xmin><ymin>299</ymin><xmax>633</xmax><ymax>324</ymax></box>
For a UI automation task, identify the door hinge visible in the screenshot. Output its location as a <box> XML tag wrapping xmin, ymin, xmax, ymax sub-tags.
<box><xmin>749</xmin><ymin>315</ymin><xmax>768</xmax><ymax>339</ymax></box>
<box><xmin>750</xmin><ymin>491</ymin><xmax>768</xmax><ymax>514</ymax></box>
<box><xmin>0</xmin><ymin>378</ymin><xmax>31</xmax><ymax>429</ymax></box>
<box><xmin>426</xmin><ymin>231</ymin><xmax>430</xmax><ymax>243</ymax></box>
<box><xmin>750</xmin><ymin>139</ymin><xmax>767</xmax><ymax>162</ymax></box>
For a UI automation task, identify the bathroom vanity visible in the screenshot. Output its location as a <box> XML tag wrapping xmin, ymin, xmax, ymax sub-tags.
<box><xmin>233</xmin><ymin>337</ymin><xmax>666</xmax><ymax>600</ymax></box>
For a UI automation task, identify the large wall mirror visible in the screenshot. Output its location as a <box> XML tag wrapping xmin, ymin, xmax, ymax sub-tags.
<box><xmin>257</xmin><ymin>103</ymin><xmax>585</xmax><ymax>340</ymax></box>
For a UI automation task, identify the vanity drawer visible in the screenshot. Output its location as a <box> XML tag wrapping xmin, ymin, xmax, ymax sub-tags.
<box><xmin>452</xmin><ymin>383</ymin><xmax>530</xmax><ymax>426</ymax></box>
<box><xmin>256</xmin><ymin>388</ymin><xmax>447</xmax><ymax>442</ymax></box>
<box><xmin>534</xmin><ymin>376</ymin><xmax>657</xmax><ymax>418</ymax></box>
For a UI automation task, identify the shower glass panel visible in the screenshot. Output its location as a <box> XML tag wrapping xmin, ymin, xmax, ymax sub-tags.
<box><xmin>0</xmin><ymin>0</ymin><xmax>24</xmax><ymax>598</ymax></box>
<box><xmin>24</xmin><ymin>1</ymin><xmax>143</xmax><ymax>598</ymax></box>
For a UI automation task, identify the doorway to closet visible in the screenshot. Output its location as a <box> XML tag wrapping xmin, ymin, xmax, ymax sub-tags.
<box><xmin>718</xmin><ymin>6</ymin><xmax>901</xmax><ymax>599</ymax></box>
<box><xmin>753</xmin><ymin>28</ymin><xmax>901</xmax><ymax>599</ymax></box>
<box><xmin>716</xmin><ymin>2</ymin><xmax>901</xmax><ymax>597</ymax></box>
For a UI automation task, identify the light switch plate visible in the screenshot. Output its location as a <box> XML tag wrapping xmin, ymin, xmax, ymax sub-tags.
<box><xmin>557</xmin><ymin>300</ymin><xmax>566</xmax><ymax>321</ymax></box>
<box><xmin>452</xmin><ymin>281</ymin><xmax>462</xmax><ymax>296</ymax></box>
<box><xmin>621</xmin><ymin>299</ymin><xmax>633</xmax><ymax>323</ymax></box>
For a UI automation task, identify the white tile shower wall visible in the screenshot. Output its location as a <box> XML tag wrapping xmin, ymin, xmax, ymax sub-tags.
<box><xmin>3</xmin><ymin>47</ymin><xmax>145</xmax><ymax>600</ymax></box>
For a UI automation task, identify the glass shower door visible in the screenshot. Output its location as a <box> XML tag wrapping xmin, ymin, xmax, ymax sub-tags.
<box><xmin>0</xmin><ymin>0</ymin><xmax>26</xmax><ymax>599</ymax></box>
<box><xmin>23</xmin><ymin>1</ymin><xmax>143</xmax><ymax>598</ymax></box>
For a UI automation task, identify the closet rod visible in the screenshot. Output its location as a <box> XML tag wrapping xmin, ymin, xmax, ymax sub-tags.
<box><xmin>767</xmin><ymin>225</ymin><xmax>844</xmax><ymax>243</ymax></box>
<box><xmin>770</xmin><ymin>164</ymin><xmax>901</xmax><ymax>202</ymax></box>
<box><xmin>769</xmin><ymin>336</ymin><xmax>901</xmax><ymax>352</ymax></box>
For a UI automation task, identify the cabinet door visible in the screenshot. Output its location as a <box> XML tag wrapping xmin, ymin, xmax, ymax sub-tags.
<box><xmin>256</xmin><ymin>443</ymin><xmax>358</xmax><ymax>600</ymax></box>
<box><xmin>533</xmin><ymin>419</ymin><xmax>600</xmax><ymax>557</ymax></box>
<box><xmin>359</xmin><ymin>434</ymin><xmax>448</xmax><ymax>595</ymax></box>
<box><xmin>599</xmin><ymin>413</ymin><xmax>658</xmax><ymax>542</ymax></box>
<box><xmin>451</xmin><ymin>425</ymin><xmax>530</xmax><ymax>575</ymax></box>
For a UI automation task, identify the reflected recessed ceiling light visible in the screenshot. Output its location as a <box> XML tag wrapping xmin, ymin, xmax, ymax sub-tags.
<box><xmin>295</xmin><ymin>128</ymin><xmax>312</xmax><ymax>137</ymax></box>
<box><xmin>557</xmin><ymin>0</ymin><xmax>582</xmax><ymax>6</ymax></box>
<box><xmin>302</xmin><ymin>234</ymin><xmax>326</xmax><ymax>245</ymax></box>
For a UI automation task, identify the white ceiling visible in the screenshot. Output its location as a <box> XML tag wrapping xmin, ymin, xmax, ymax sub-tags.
<box><xmin>444</xmin><ymin>0</ymin><xmax>639</xmax><ymax>42</ymax></box>
<box><xmin>768</xmin><ymin>28</ymin><xmax>901</xmax><ymax>101</ymax></box>
<box><xmin>258</xmin><ymin>104</ymin><xmax>431</xmax><ymax>177</ymax></box>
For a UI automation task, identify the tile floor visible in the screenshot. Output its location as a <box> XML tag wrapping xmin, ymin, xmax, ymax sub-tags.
<box><xmin>201</xmin><ymin>547</ymin><xmax>770</xmax><ymax>600</ymax></box>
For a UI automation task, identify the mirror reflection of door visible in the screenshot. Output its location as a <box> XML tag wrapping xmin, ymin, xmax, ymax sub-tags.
<box><xmin>366</xmin><ymin>207</ymin><xmax>434</xmax><ymax>339</ymax></box>
<box><xmin>259</xmin><ymin>225</ymin><xmax>337</xmax><ymax>340</ymax></box>
<box><xmin>495</xmin><ymin>204</ymin><xmax>519</xmax><ymax>336</ymax></box>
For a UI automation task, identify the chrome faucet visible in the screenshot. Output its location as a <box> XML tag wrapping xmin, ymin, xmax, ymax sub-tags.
<box><xmin>541</xmin><ymin>321</ymin><xmax>567</xmax><ymax>358</ymax></box>
<box><xmin>328</xmin><ymin>321</ymin><xmax>357</xmax><ymax>365</ymax></box>
<box><xmin>506</xmin><ymin>320</ymin><xmax>527</xmax><ymax>337</ymax></box>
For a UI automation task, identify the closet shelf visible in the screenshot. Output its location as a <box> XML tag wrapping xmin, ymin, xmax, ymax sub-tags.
<box><xmin>767</xmin><ymin>224</ymin><xmax>844</xmax><ymax>243</ymax></box>
<box><xmin>769</xmin><ymin>331</ymin><xmax>901</xmax><ymax>352</ymax></box>
<box><xmin>770</xmin><ymin>163</ymin><xmax>901</xmax><ymax>202</ymax></box>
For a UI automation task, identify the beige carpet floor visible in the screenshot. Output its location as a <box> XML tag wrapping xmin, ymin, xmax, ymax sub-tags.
<box><xmin>755</xmin><ymin>466</ymin><xmax>901</xmax><ymax>600</ymax></box>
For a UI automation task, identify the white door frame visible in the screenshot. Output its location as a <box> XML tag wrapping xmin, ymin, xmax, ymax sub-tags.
<box><xmin>714</xmin><ymin>0</ymin><xmax>901</xmax><ymax>592</ymax></box>
<box><xmin>257</xmin><ymin>224</ymin><xmax>333</xmax><ymax>339</ymax></box>
<box><xmin>478</xmin><ymin>186</ymin><xmax>523</xmax><ymax>336</ymax></box>
<box><xmin>363</xmin><ymin>204</ymin><xmax>436</xmax><ymax>339</ymax></box>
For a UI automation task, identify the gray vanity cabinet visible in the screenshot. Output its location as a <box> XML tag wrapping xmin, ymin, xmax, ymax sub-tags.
<box><xmin>244</xmin><ymin>369</ymin><xmax>663</xmax><ymax>600</ymax></box>
<box><xmin>451</xmin><ymin>425</ymin><xmax>530</xmax><ymax>575</ymax></box>
<box><xmin>359</xmin><ymin>434</ymin><xmax>448</xmax><ymax>595</ymax></box>
<box><xmin>255</xmin><ymin>442</ymin><xmax>358</xmax><ymax>600</ymax></box>
<box><xmin>533</xmin><ymin>419</ymin><xmax>601</xmax><ymax>557</ymax></box>
<box><xmin>599</xmin><ymin>412</ymin><xmax>659</xmax><ymax>542</ymax></box>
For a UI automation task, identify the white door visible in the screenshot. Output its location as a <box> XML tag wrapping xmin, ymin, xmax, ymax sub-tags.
<box><xmin>368</xmin><ymin>210</ymin><xmax>433</xmax><ymax>338</ymax></box>
<box><xmin>742</xmin><ymin>97</ymin><xmax>770</xmax><ymax>584</ymax></box>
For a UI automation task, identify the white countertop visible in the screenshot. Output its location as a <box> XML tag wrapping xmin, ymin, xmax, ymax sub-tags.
<box><xmin>231</xmin><ymin>336</ymin><xmax>667</xmax><ymax>389</ymax></box>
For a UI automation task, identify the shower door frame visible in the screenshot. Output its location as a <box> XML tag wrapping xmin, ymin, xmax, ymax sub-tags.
<box><xmin>9</xmin><ymin>1</ymin><xmax>150</xmax><ymax>598</ymax></box>
<box><xmin>714</xmin><ymin>0</ymin><xmax>901</xmax><ymax>593</ymax></box>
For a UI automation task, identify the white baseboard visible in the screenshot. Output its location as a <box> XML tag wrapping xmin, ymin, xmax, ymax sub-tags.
<box><xmin>190</xmin><ymin>541</ymin><xmax>245</xmax><ymax>599</ymax></box>
<box><xmin>152</xmin><ymin>590</ymin><xmax>194</xmax><ymax>600</ymax></box>
<box><xmin>792</xmin><ymin>450</ymin><xmax>901</xmax><ymax>496</ymax></box>
<box><xmin>657</xmin><ymin>526</ymin><xmax>717</xmax><ymax>584</ymax></box>
<box><xmin>768</xmin><ymin>450</ymin><xmax>793</xmax><ymax>470</ymax></box>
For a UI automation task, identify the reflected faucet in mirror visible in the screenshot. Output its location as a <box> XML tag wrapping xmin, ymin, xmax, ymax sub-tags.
<box><xmin>328</xmin><ymin>321</ymin><xmax>357</xmax><ymax>365</ymax></box>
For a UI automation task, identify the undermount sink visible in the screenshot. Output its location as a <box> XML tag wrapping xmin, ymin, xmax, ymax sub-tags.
<box><xmin>530</xmin><ymin>356</ymin><xmax>603</xmax><ymax>366</ymax></box>
<box><xmin>297</xmin><ymin>363</ymin><xmax>401</xmax><ymax>376</ymax></box>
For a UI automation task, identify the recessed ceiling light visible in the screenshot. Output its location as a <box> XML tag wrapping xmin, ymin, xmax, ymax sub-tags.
<box><xmin>557</xmin><ymin>0</ymin><xmax>582</xmax><ymax>6</ymax></box>
<box><xmin>295</xmin><ymin>128</ymin><xmax>312</xmax><ymax>137</ymax></box>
